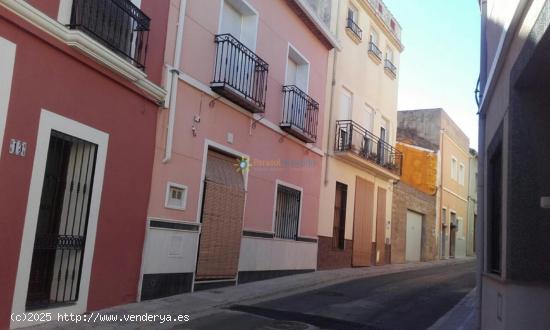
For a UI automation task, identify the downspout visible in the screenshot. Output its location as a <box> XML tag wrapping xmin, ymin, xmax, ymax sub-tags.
<box><xmin>163</xmin><ymin>0</ymin><xmax>187</xmax><ymax>163</ymax></box>
<box><xmin>476</xmin><ymin>0</ymin><xmax>487</xmax><ymax>326</ymax></box>
<box><xmin>324</xmin><ymin>0</ymin><xmax>342</xmax><ymax>186</ymax></box>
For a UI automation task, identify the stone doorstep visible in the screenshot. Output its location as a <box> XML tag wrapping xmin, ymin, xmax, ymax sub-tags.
<box><xmin>31</xmin><ymin>258</ymin><xmax>475</xmax><ymax>329</ymax></box>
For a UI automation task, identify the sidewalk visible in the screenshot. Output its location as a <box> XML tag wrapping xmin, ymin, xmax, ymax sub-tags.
<box><xmin>30</xmin><ymin>257</ymin><xmax>475</xmax><ymax>329</ymax></box>
<box><xmin>428</xmin><ymin>288</ymin><xmax>479</xmax><ymax>330</ymax></box>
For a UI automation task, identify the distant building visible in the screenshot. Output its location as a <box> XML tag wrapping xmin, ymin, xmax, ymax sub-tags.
<box><xmin>391</xmin><ymin>142</ymin><xmax>437</xmax><ymax>263</ymax></box>
<box><xmin>478</xmin><ymin>0</ymin><xmax>550</xmax><ymax>328</ymax></box>
<box><xmin>317</xmin><ymin>0</ymin><xmax>404</xmax><ymax>269</ymax></box>
<box><xmin>396</xmin><ymin>108</ymin><xmax>471</xmax><ymax>261</ymax></box>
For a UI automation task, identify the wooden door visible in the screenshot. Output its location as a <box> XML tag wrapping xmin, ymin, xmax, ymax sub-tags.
<box><xmin>196</xmin><ymin>151</ymin><xmax>245</xmax><ymax>280</ymax></box>
<box><xmin>352</xmin><ymin>177</ymin><xmax>374</xmax><ymax>266</ymax></box>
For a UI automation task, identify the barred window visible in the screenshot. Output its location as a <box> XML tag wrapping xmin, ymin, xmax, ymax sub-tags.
<box><xmin>274</xmin><ymin>184</ymin><xmax>302</xmax><ymax>240</ymax></box>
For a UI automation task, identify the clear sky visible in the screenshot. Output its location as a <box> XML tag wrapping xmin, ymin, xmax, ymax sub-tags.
<box><xmin>384</xmin><ymin>0</ymin><xmax>481</xmax><ymax>149</ymax></box>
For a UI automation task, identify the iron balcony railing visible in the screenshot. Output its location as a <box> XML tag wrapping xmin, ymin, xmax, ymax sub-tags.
<box><xmin>211</xmin><ymin>34</ymin><xmax>269</xmax><ymax>113</ymax></box>
<box><xmin>335</xmin><ymin>120</ymin><xmax>402</xmax><ymax>175</ymax></box>
<box><xmin>346</xmin><ymin>17</ymin><xmax>363</xmax><ymax>40</ymax></box>
<box><xmin>368</xmin><ymin>41</ymin><xmax>382</xmax><ymax>60</ymax></box>
<box><xmin>68</xmin><ymin>0</ymin><xmax>150</xmax><ymax>69</ymax></box>
<box><xmin>385</xmin><ymin>59</ymin><xmax>397</xmax><ymax>76</ymax></box>
<box><xmin>280</xmin><ymin>85</ymin><xmax>319</xmax><ymax>143</ymax></box>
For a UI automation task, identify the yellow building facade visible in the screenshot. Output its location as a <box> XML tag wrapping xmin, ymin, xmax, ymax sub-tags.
<box><xmin>317</xmin><ymin>0</ymin><xmax>403</xmax><ymax>269</ymax></box>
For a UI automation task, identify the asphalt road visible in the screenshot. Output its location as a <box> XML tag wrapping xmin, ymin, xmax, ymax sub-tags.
<box><xmin>178</xmin><ymin>261</ymin><xmax>476</xmax><ymax>330</ymax></box>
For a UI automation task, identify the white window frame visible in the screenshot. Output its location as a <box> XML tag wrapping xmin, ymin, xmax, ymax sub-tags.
<box><xmin>451</xmin><ymin>156</ymin><xmax>458</xmax><ymax>180</ymax></box>
<box><xmin>348</xmin><ymin>3</ymin><xmax>359</xmax><ymax>23</ymax></box>
<box><xmin>339</xmin><ymin>87</ymin><xmax>353</xmax><ymax>121</ymax></box>
<box><xmin>271</xmin><ymin>180</ymin><xmax>304</xmax><ymax>240</ymax></box>
<box><xmin>363</xmin><ymin>103</ymin><xmax>375</xmax><ymax>132</ymax></box>
<box><xmin>218</xmin><ymin>0</ymin><xmax>259</xmax><ymax>51</ymax></box>
<box><xmin>386</xmin><ymin>47</ymin><xmax>394</xmax><ymax>63</ymax></box>
<box><xmin>285</xmin><ymin>43</ymin><xmax>310</xmax><ymax>93</ymax></box>
<box><xmin>458</xmin><ymin>163</ymin><xmax>465</xmax><ymax>185</ymax></box>
<box><xmin>370</xmin><ymin>28</ymin><xmax>379</xmax><ymax>45</ymax></box>
<box><xmin>0</xmin><ymin>37</ymin><xmax>16</xmax><ymax>160</ymax></box>
<box><xmin>164</xmin><ymin>182</ymin><xmax>188</xmax><ymax>210</ymax></box>
<box><xmin>11</xmin><ymin>110</ymin><xmax>108</xmax><ymax>327</ymax></box>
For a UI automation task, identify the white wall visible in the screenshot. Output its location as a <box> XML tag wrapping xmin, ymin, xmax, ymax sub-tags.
<box><xmin>141</xmin><ymin>223</ymin><xmax>198</xmax><ymax>275</ymax></box>
<box><xmin>238</xmin><ymin>237</ymin><xmax>317</xmax><ymax>271</ymax></box>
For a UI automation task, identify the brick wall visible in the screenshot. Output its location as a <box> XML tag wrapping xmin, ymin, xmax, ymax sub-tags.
<box><xmin>317</xmin><ymin>236</ymin><xmax>353</xmax><ymax>269</ymax></box>
<box><xmin>391</xmin><ymin>182</ymin><xmax>437</xmax><ymax>263</ymax></box>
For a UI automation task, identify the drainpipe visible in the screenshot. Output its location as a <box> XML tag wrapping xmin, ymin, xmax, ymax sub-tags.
<box><xmin>163</xmin><ymin>0</ymin><xmax>187</xmax><ymax>163</ymax></box>
<box><xmin>476</xmin><ymin>0</ymin><xmax>487</xmax><ymax>326</ymax></box>
<box><xmin>324</xmin><ymin>0</ymin><xmax>342</xmax><ymax>186</ymax></box>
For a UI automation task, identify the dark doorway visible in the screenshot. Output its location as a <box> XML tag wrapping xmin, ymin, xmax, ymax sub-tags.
<box><xmin>26</xmin><ymin>131</ymin><xmax>97</xmax><ymax>310</ymax></box>
<box><xmin>333</xmin><ymin>182</ymin><xmax>348</xmax><ymax>250</ymax></box>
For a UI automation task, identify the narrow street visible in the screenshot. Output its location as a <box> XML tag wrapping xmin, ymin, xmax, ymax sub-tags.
<box><xmin>182</xmin><ymin>261</ymin><xmax>476</xmax><ymax>330</ymax></box>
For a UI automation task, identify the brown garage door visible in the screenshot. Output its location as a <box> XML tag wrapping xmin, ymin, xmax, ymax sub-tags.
<box><xmin>196</xmin><ymin>150</ymin><xmax>246</xmax><ymax>280</ymax></box>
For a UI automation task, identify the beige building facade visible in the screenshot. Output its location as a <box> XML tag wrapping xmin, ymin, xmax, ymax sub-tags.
<box><xmin>317</xmin><ymin>0</ymin><xmax>403</xmax><ymax>269</ymax></box>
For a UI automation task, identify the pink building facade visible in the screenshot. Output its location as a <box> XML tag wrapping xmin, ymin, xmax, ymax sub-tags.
<box><xmin>0</xmin><ymin>0</ymin><xmax>167</xmax><ymax>328</ymax></box>
<box><xmin>140</xmin><ymin>0</ymin><xmax>338</xmax><ymax>298</ymax></box>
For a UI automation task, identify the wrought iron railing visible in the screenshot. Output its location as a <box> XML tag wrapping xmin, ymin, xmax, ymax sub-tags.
<box><xmin>385</xmin><ymin>59</ymin><xmax>397</xmax><ymax>76</ymax></box>
<box><xmin>68</xmin><ymin>0</ymin><xmax>150</xmax><ymax>69</ymax></box>
<box><xmin>281</xmin><ymin>85</ymin><xmax>319</xmax><ymax>143</ymax></box>
<box><xmin>211</xmin><ymin>34</ymin><xmax>269</xmax><ymax>113</ymax></box>
<box><xmin>369</xmin><ymin>41</ymin><xmax>382</xmax><ymax>60</ymax></box>
<box><xmin>346</xmin><ymin>17</ymin><xmax>362</xmax><ymax>40</ymax></box>
<box><xmin>335</xmin><ymin>120</ymin><xmax>402</xmax><ymax>175</ymax></box>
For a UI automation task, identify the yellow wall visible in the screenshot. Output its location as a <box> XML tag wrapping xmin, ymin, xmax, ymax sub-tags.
<box><xmin>396</xmin><ymin>143</ymin><xmax>437</xmax><ymax>195</ymax></box>
<box><xmin>439</xmin><ymin>132</ymin><xmax>469</xmax><ymax>257</ymax></box>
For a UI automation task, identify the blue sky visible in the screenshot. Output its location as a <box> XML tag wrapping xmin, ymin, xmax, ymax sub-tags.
<box><xmin>384</xmin><ymin>0</ymin><xmax>481</xmax><ymax>149</ymax></box>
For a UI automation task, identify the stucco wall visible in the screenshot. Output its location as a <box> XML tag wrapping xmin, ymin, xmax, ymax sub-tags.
<box><xmin>0</xmin><ymin>12</ymin><xmax>158</xmax><ymax>328</ymax></box>
<box><xmin>391</xmin><ymin>182</ymin><xmax>437</xmax><ymax>263</ymax></box>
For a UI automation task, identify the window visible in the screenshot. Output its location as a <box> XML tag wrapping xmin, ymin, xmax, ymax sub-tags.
<box><xmin>220</xmin><ymin>0</ymin><xmax>258</xmax><ymax>50</ymax></box>
<box><xmin>370</xmin><ymin>29</ymin><xmax>379</xmax><ymax>46</ymax></box>
<box><xmin>333</xmin><ymin>182</ymin><xmax>348</xmax><ymax>249</ymax></box>
<box><xmin>487</xmin><ymin>138</ymin><xmax>503</xmax><ymax>274</ymax></box>
<box><xmin>451</xmin><ymin>157</ymin><xmax>458</xmax><ymax>180</ymax></box>
<box><xmin>165</xmin><ymin>182</ymin><xmax>188</xmax><ymax>210</ymax></box>
<box><xmin>274</xmin><ymin>183</ymin><xmax>302</xmax><ymax>240</ymax></box>
<box><xmin>346</xmin><ymin>4</ymin><xmax>362</xmax><ymax>40</ymax></box>
<box><xmin>285</xmin><ymin>45</ymin><xmax>310</xmax><ymax>92</ymax></box>
<box><xmin>386</xmin><ymin>47</ymin><xmax>394</xmax><ymax>63</ymax></box>
<box><xmin>339</xmin><ymin>89</ymin><xmax>352</xmax><ymax>120</ymax></box>
<box><xmin>363</xmin><ymin>104</ymin><xmax>374</xmax><ymax>132</ymax></box>
<box><xmin>459</xmin><ymin>163</ymin><xmax>465</xmax><ymax>185</ymax></box>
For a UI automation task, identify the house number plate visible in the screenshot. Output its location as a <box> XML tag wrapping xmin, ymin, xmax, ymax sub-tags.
<box><xmin>9</xmin><ymin>139</ymin><xmax>27</xmax><ymax>157</ymax></box>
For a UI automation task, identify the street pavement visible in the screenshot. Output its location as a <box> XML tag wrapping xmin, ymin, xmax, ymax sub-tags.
<box><xmin>181</xmin><ymin>261</ymin><xmax>476</xmax><ymax>330</ymax></box>
<box><xmin>29</xmin><ymin>258</ymin><xmax>476</xmax><ymax>330</ymax></box>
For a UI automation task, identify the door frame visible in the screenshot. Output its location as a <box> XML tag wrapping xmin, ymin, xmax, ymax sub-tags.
<box><xmin>11</xmin><ymin>110</ymin><xmax>108</xmax><ymax>328</ymax></box>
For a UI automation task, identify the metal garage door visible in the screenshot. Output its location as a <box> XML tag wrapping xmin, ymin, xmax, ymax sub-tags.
<box><xmin>405</xmin><ymin>211</ymin><xmax>423</xmax><ymax>262</ymax></box>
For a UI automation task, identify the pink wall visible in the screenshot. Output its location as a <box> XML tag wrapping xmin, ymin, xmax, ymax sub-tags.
<box><xmin>0</xmin><ymin>4</ymin><xmax>164</xmax><ymax>327</ymax></box>
<box><xmin>148</xmin><ymin>0</ymin><xmax>330</xmax><ymax>238</ymax></box>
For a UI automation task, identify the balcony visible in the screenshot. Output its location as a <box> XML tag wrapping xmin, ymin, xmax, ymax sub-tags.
<box><xmin>211</xmin><ymin>34</ymin><xmax>269</xmax><ymax>113</ymax></box>
<box><xmin>335</xmin><ymin>120</ymin><xmax>402</xmax><ymax>177</ymax></box>
<box><xmin>368</xmin><ymin>42</ymin><xmax>382</xmax><ymax>61</ymax></box>
<box><xmin>384</xmin><ymin>59</ymin><xmax>397</xmax><ymax>78</ymax></box>
<box><xmin>280</xmin><ymin>85</ymin><xmax>319</xmax><ymax>143</ymax></box>
<box><xmin>346</xmin><ymin>17</ymin><xmax>362</xmax><ymax>42</ymax></box>
<box><xmin>68</xmin><ymin>0</ymin><xmax>150</xmax><ymax>69</ymax></box>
